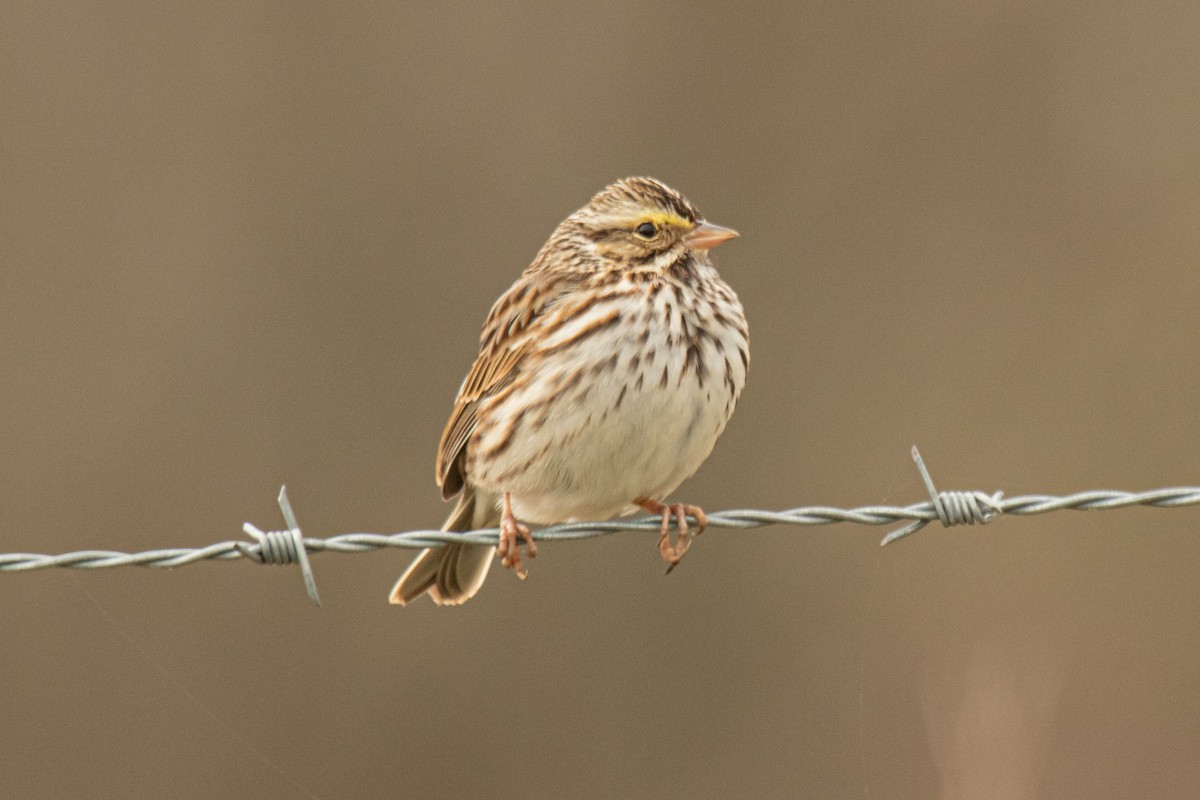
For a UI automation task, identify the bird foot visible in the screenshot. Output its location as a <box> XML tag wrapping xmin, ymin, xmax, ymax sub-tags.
<box><xmin>498</xmin><ymin>493</ymin><xmax>536</xmax><ymax>580</ymax></box>
<box><xmin>636</xmin><ymin>499</ymin><xmax>708</xmax><ymax>574</ymax></box>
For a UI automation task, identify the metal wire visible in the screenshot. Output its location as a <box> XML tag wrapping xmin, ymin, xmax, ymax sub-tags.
<box><xmin>2</xmin><ymin>448</ymin><xmax>1197</xmax><ymax>604</ymax></box>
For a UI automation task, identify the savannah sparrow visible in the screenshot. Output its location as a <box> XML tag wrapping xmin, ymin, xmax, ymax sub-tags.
<box><xmin>389</xmin><ymin>177</ymin><xmax>748</xmax><ymax>606</ymax></box>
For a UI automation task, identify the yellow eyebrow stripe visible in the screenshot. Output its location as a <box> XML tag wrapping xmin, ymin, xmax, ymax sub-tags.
<box><xmin>634</xmin><ymin>212</ymin><xmax>692</xmax><ymax>229</ymax></box>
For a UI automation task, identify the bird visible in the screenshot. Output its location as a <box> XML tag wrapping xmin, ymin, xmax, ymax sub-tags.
<box><xmin>389</xmin><ymin>177</ymin><xmax>748</xmax><ymax>606</ymax></box>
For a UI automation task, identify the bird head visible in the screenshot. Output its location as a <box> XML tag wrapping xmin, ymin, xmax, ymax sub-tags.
<box><xmin>560</xmin><ymin>177</ymin><xmax>738</xmax><ymax>274</ymax></box>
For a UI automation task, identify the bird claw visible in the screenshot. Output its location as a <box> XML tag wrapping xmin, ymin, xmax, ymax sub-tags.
<box><xmin>638</xmin><ymin>499</ymin><xmax>707</xmax><ymax>574</ymax></box>
<box><xmin>498</xmin><ymin>493</ymin><xmax>536</xmax><ymax>580</ymax></box>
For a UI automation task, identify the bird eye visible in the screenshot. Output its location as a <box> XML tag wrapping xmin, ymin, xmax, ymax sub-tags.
<box><xmin>634</xmin><ymin>222</ymin><xmax>657</xmax><ymax>239</ymax></box>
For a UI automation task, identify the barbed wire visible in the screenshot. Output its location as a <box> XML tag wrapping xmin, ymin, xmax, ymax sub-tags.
<box><xmin>3</xmin><ymin>447</ymin><xmax>1197</xmax><ymax>604</ymax></box>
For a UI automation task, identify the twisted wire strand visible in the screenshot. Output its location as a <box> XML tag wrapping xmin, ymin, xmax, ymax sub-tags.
<box><xmin>3</xmin><ymin>449</ymin><xmax>1198</xmax><ymax>604</ymax></box>
<box><xmin>3</xmin><ymin>488</ymin><xmax>1198</xmax><ymax>569</ymax></box>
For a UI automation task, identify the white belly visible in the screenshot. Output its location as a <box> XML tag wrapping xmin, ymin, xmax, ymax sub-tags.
<box><xmin>468</xmin><ymin>279</ymin><xmax>747</xmax><ymax>524</ymax></box>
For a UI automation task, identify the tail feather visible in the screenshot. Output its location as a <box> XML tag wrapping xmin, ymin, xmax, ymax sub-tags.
<box><xmin>388</xmin><ymin>489</ymin><xmax>498</xmax><ymax>606</ymax></box>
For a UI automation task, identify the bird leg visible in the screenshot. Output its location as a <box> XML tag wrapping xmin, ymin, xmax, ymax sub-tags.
<box><xmin>635</xmin><ymin>498</ymin><xmax>708</xmax><ymax>574</ymax></box>
<box><xmin>498</xmin><ymin>491</ymin><xmax>536</xmax><ymax>580</ymax></box>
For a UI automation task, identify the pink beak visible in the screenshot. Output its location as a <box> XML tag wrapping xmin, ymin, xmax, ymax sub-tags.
<box><xmin>682</xmin><ymin>221</ymin><xmax>740</xmax><ymax>250</ymax></box>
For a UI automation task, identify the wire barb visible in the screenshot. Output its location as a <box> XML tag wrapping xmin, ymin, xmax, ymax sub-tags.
<box><xmin>880</xmin><ymin>447</ymin><xmax>1005</xmax><ymax>546</ymax></box>
<box><xmin>238</xmin><ymin>487</ymin><xmax>320</xmax><ymax>605</ymax></box>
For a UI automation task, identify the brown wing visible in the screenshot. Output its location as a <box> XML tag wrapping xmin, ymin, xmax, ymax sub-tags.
<box><xmin>435</xmin><ymin>273</ymin><xmax>569</xmax><ymax>499</ymax></box>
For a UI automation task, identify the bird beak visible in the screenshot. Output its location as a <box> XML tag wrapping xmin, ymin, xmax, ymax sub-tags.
<box><xmin>682</xmin><ymin>221</ymin><xmax>739</xmax><ymax>250</ymax></box>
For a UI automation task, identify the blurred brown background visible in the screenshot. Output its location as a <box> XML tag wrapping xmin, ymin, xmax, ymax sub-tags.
<box><xmin>2</xmin><ymin>2</ymin><xmax>1199</xmax><ymax>798</ymax></box>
